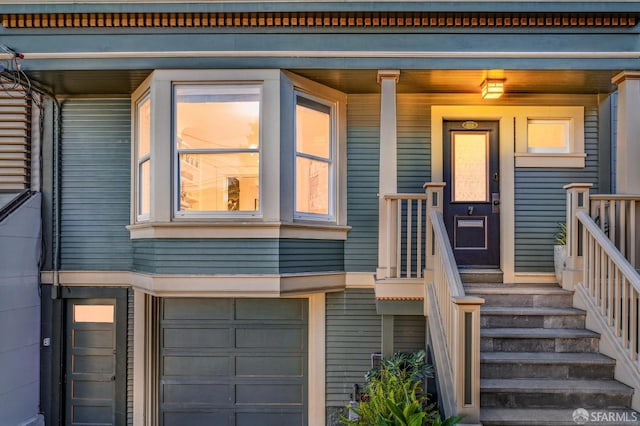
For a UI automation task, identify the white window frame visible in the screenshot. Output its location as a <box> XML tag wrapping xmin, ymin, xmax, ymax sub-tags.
<box><xmin>128</xmin><ymin>70</ymin><xmax>349</xmax><ymax>240</ymax></box>
<box><xmin>514</xmin><ymin>106</ymin><xmax>585</xmax><ymax>168</ymax></box>
<box><xmin>526</xmin><ymin>119</ymin><xmax>571</xmax><ymax>154</ymax></box>
<box><xmin>293</xmin><ymin>91</ymin><xmax>337</xmax><ymax>222</ymax></box>
<box><xmin>135</xmin><ymin>93</ymin><xmax>151</xmax><ymax>222</ymax></box>
<box><xmin>172</xmin><ymin>83</ymin><xmax>263</xmax><ymax>219</ymax></box>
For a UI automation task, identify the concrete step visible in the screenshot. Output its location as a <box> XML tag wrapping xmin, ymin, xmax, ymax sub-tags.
<box><xmin>481</xmin><ymin>352</ymin><xmax>616</xmax><ymax>380</ymax></box>
<box><xmin>465</xmin><ymin>283</ymin><xmax>573</xmax><ymax>308</ymax></box>
<box><xmin>481</xmin><ymin>306</ymin><xmax>586</xmax><ymax>329</ymax></box>
<box><xmin>481</xmin><ymin>408</ymin><xmax>640</xmax><ymax>426</ymax></box>
<box><xmin>480</xmin><ymin>378</ymin><xmax>634</xmax><ymax>409</ymax></box>
<box><xmin>481</xmin><ymin>328</ymin><xmax>600</xmax><ymax>353</ymax></box>
<box><xmin>459</xmin><ymin>269</ymin><xmax>503</xmax><ymax>283</ymax></box>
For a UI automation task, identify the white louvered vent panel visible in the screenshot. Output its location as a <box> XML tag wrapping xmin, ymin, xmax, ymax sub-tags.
<box><xmin>0</xmin><ymin>83</ymin><xmax>31</xmax><ymax>190</ymax></box>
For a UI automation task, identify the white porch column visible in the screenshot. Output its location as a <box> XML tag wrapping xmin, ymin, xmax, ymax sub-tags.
<box><xmin>612</xmin><ymin>71</ymin><xmax>640</xmax><ymax>266</ymax></box>
<box><xmin>612</xmin><ymin>71</ymin><xmax>640</xmax><ymax>194</ymax></box>
<box><xmin>377</xmin><ymin>70</ymin><xmax>400</xmax><ymax>279</ymax></box>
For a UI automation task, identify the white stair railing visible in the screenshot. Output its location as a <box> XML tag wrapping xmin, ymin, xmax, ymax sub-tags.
<box><xmin>424</xmin><ymin>183</ymin><xmax>483</xmax><ymax>425</ymax></box>
<box><xmin>565</xmin><ymin>184</ymin><xmax>640</xmax><ymax>410</ymax></box>
<box><xmin>589</xmin><ymin>194</ymin><xmax>640</xmax><ymax>268</ymax></box>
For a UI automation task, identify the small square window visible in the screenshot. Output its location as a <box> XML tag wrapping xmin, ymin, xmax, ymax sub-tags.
<box><xmin>527</xmin><ymin>119</ymin><xmax>570</xmax><ymax>153</ymax></box>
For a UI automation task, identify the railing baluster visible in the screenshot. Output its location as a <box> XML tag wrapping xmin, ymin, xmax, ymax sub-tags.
<box><xmin>623</xmin><ymin>278</ymin><xmax>629</xmax><ymax>349</ymax></box>
<box><xmin>615</xmin><ymin>265</ymin><xmax>621</xmax><ymax>336</ymax></box>
<box><xmin>631</xmin><ymin>288</ymin><xmax>638</xmax><ymax>361</ymax></box>
<box><xmin>417</xmin><ymin>200</ymin><xmax>422</xmax><ymax>279</ymax></box>
<box><xmin>407</xmin><ymin>199</ymin><xmax>412</xmax><ymax>278</ymax></box>
<box><xmin>396</xmin><ymin>199</ymin><xmax>402</xmax><ymax>278</ymax></box>
<box><xmin>599</xmin><ymin>200</ymin><xmax>607</xmax><ymax>233</ymax></box>
<box><xmin>608</xmin><ymin>261</ymin><xmax>615</xmax><ymax>326</ymax></box>
<box><xmin>631</xmin><ymin>202</ymin><xmax>636</xmax><ymax>268</ymax></box>
<box><xmin>609</xmin><ymin>199</ymin><xmax>616</xmax><ymax>243</ymax></box>
<box><xmin>620</xmin><ymin>200</ymin><xmax>627</xmax><ymax>259</ymax></box>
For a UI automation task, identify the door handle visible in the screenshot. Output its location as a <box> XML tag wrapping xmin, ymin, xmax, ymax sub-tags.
<box><xmin>491</xmin><ymin>193</ymin><xmax>500</xmax><ymax>213</ymax></box>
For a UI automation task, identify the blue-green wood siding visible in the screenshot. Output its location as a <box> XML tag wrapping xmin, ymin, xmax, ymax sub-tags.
<box><xmin>279</xmin><ymin>239</ymin><xmax>344</xmax><ymax>273</ymax></box>
<box><xmin>345</xmin><ymin>95</ymin><xmax>380</xmax><ymax>272</ymax></box>
<box><xmin>514</xmin><ymin>102</ymin><xmax>599</xmax><ymax>272</ymax></box>
<box><xmin>397</xmin><ymin>96</ymin><xmax>431</xmax><ymax>193</ymax></box>
<box><xmin>132</xmin><ymin>238</ymin><xmax>343</xmax><ymax>274</ymax></box>
<box><xmin>60</xmin><ymin>99</ymin><xmax>132</xmax><ymax>270</ymax></box>
<box><xmin>326</xmin><ymin>289</ymin><xmax>381</xmax><ymax>407</ymax></box>
<box><xmin>132</xmin><ymin>239</ymin><xmax>280</xmax><ymax>274</ymax></box>
<box><xmin>394</xmin><ymin>315</ymin><xmax>426</xmax><ymax>354</ymax></box>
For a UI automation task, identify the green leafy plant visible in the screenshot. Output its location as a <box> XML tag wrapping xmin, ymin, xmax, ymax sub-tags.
<box><xmin>555</xmin><ymin>223</ymin><xmax>567</xmax><ymax>245</ymax></box>
<box><xmin>341</xmin><ymin>351</ymin><xmax>463</xmax><ymax>426</ymax></box>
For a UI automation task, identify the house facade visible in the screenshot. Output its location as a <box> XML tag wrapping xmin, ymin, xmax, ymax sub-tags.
<box><xmin>1</xmin><ymin>1</ymin><xmax>640</xmax><ymax>425</ymax></box>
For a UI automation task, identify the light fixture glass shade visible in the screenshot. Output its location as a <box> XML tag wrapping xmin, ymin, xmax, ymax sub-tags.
<box><xmin>481</xmin><ymin>79</ymin><xmax>504</xmax><ymax>99</ymax></box>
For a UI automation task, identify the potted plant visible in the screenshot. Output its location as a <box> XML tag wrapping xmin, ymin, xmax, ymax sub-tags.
<box><xmin>554</xmin><ymin>223</ymin><xmax>567</xmax><ymax>284</ymax></box>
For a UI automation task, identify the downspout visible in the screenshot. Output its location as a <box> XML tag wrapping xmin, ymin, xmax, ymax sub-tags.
<box><xmin>52</xmin><ymin>98</ymin><xmax>62</xmax><ymax>298</ymax></box>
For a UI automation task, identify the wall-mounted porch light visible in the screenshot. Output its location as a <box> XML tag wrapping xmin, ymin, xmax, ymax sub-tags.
<box><xmin>481</xmin><ymin>79</ymin><xmax>505</xmax><ymax>99</ymax></box>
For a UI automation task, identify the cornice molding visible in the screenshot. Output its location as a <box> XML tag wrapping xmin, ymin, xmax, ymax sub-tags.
<box><xmin>2</xmin><ymin>11</ymin><xmax>636</xmax><ymax>29</ymax></box>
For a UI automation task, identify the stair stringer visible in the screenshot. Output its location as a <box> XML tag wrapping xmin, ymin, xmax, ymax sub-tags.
<box><xmin>574</xmin><ymin>283</ymin><xmax>640</xmax><ymax>411</ymax></box>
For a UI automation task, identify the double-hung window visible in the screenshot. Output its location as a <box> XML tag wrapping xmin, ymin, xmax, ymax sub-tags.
<box><xmin>136</xmin><ymin>95</ymin><xmax>151</xmax><ymax>220</ymax></box>
<box><xmin>174</xmin><ymin>84</ymin><xmax>261</xmax><ymax>215</ymax></box>
<box><xmin>294</xmin><ymin>94</ymin><xmax>334</xmax><ymax>220</ymax></box>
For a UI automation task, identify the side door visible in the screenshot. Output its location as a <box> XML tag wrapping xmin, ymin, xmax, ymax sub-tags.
<box><xmin>65</xmin><ymin>298</ymin><xmax>126</xmax><ymax>425</ymax></box>
<box><xmin>443</xmin><ymin>120</ymin><xmax>500</xmax><ymax>268</ymax></box>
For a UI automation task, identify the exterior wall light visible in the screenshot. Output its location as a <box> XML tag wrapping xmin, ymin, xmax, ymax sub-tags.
<box><xmin>481</xmin><ymin>79</ymin><xmax>505</xmax><ymax>99</ymax></box>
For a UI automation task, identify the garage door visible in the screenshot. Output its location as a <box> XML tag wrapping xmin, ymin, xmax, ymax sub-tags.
<box><xmin>159</xmin><ymin>298</ymin><xmax>308</xmax><ymax>426</ymax></box>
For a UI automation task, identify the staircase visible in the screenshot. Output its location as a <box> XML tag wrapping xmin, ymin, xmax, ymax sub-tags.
<box><xmin>465</xmin><ymin>283</ymin><xmax>636</xmax><ymax>426</ymax></box>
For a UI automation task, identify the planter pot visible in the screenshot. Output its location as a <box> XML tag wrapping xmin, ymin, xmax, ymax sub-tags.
<box><xmin>554</xmin><ymin>244</ymin><xmax>567</xmax><ymax>284</ymax></box>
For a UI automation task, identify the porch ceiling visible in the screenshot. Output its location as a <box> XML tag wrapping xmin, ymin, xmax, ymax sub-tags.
<box><xmin>292</xmin><ymin>69</ymin><xmax>620</xmax><ymax>94</ymax></box>
<box><xmin>21</xmin><ymin>68</ymin><xmax>618</xmax><ymax>96</ymax></box>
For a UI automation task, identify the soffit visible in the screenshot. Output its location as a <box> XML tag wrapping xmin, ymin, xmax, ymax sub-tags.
<box><xmin>20</xmin><ymin>68</ymin><xmax>618</xmax><ymax>96</ymax></box>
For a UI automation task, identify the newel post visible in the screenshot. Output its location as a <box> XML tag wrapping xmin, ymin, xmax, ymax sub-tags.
<box><xmin>563</xmin><ymin>183</ymin><xmax>592</xmax><ymax>290</ymax></box>
<box><xmin>424</xmin><ymin>183</ymin><xmax>446</xmax><ymax>284</ymax></box>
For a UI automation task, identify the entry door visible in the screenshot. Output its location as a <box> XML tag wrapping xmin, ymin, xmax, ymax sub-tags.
<box><xmin>65</xmin><ymin>299</ymin><xmax>124</xmax><ymax>425</ymax></box>
<box><xmin>443</xmin><ymin>121</ymin><xmax>500</xmax><ymax>268</ymax></box>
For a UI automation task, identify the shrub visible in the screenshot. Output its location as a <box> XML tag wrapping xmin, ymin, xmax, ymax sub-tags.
<box><xmin>342</xmin><ymin>351</ymin><xmax>463</xmax><ymax>426</ymax></box>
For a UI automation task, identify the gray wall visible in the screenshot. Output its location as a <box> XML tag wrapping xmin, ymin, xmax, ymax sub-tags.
<box><xmin>0</xmin><ymin>193</ymin><xmax>44</xmax><ymax>426</ymax></box>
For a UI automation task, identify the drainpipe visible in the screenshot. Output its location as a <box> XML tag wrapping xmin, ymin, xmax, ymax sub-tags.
<box><xmin>52</xmin><ymin>98</ymin><xmax>62</xmax><ymax>298</ymax></box>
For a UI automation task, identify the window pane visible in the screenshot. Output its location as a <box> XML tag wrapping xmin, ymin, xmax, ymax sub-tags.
<box><xmin>296</xmin><ymin>101</ymin><xmax>330</xmax><ymax>159</ymax></box>
<box><xmin>452</xmin><ymin>132</ymin><xmax>488</xmax><ymax>202</ymax></box>
<box><xmin>528</xmin><ymin>120</ymin><xmax>569</xmax><ymax>153</ymax></box>
<box><xmin>137</xmin><ymin>97</ymin><xmax>151</xmax><ymax>157</ymax></box>
<box><xmin>175</xmin><ymin>85</ymin><xmax>260</xmax><ymax>150</ymax></box>
<box><xmin>296</xmin><ymin>157</ymin><xmax>329</xmax><ymax>215</ymax></box>
<box><xmin>74</xmin><ymin>305</ymin><xmax>114</xmax><ymax>323</ymax></box>
<box><xmin>139</xmin><ymin>160</ymin><xmax>150</xmax><ymax>216</ymax></box>
<box><xmin>179</xmin><ymin>153</ymin><xmax>259</xmax><ymax>212</ymax></box>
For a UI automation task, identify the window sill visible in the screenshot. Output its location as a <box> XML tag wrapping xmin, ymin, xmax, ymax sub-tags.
<box><xmin>127</xmin><ymin>221</ymin><xmax>351</xmax><ymax>240</ymax></box>
<box><xmin>515</xmin><ymin>153</ymin><xmax>585</xmax><ymax>168</ymax></box>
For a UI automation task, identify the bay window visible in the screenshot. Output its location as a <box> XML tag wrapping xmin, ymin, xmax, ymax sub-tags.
<box><xmin>130</xmin><ymin>69</ymin><xmax>347</xmax><ymax>239</ymax></box>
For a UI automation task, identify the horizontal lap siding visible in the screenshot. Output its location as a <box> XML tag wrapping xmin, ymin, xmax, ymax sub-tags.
<box><xmin>60</xmin><ymin>99</ymin><xmax>132</xmax><ymax>270</ymax></box>
<box><xmin>132</xmin><ymin>239</ymin><xmax>279</xmax><ymax>274</ymax></box>
<box><xmin>279</xmin><ymin>239</ymin><xmax>344</xmax><ymax>273</ymax></box>
<box><xmin>397</xmin><ymin>95</ymin><xmax>430</xmax><ymax>193</ymax></box>
<box><xmin>345</xmin><ymin>95</ymin><xmax>380</xmax><ymax>272</ymax></box>
<box><xmin>394</xmin><ymin>315</ymin><xmax>426</xmax><ymax>354</ymax></box>
<box><xmin>514</xmin><ymin>103</ymin><xmax>599</xmax><ymax>272</ymax></box>
<box><xmin>326</xmin><ymin>289</ymin><xmax>380</xmax><ymax>407</ymax></box>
